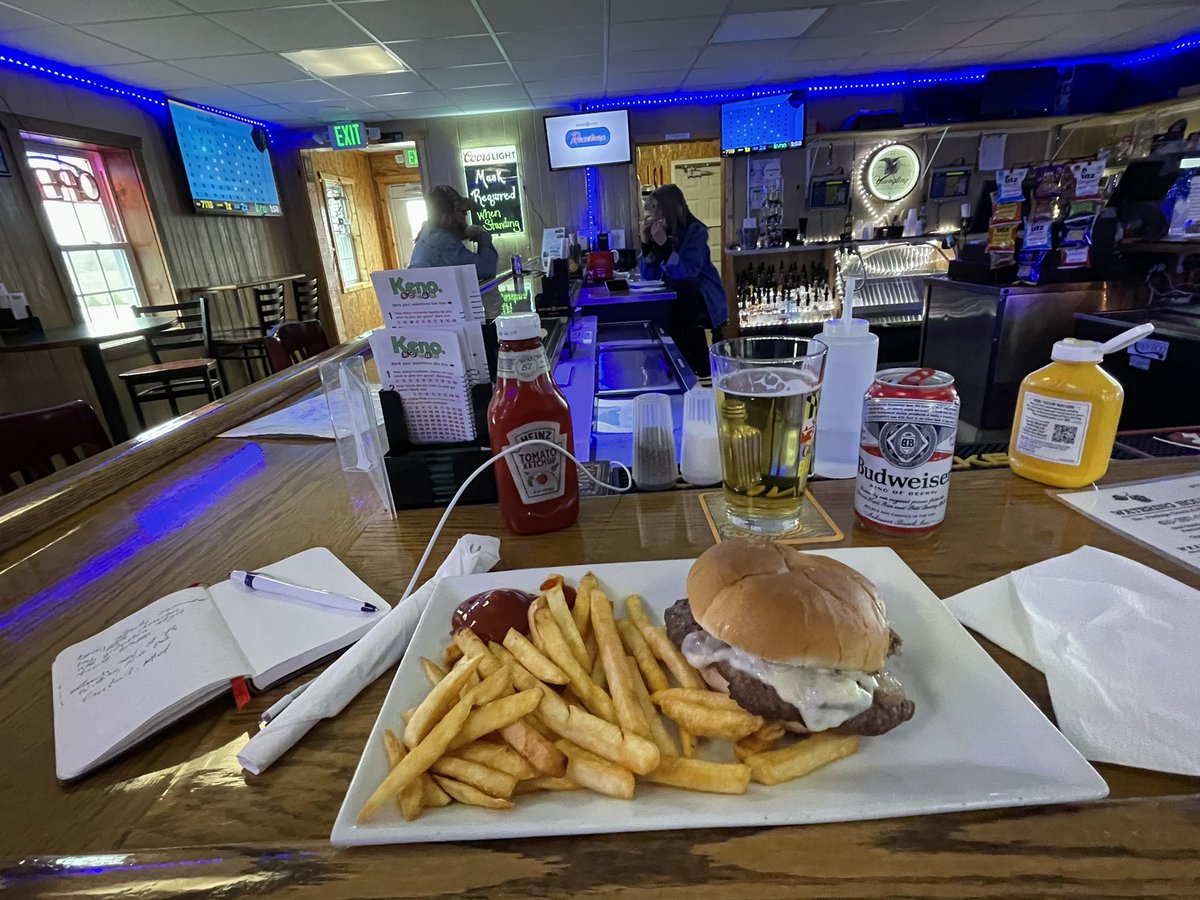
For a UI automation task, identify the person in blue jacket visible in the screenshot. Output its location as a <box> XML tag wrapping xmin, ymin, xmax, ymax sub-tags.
<box><xmin>409</xmin><ymin>184</ymin><xmax>498</xmax><ymax>280</ymax></box>
<box><xmin>639</xmin><ymin>184</ymin><xmax>728</xmax><ymax>374</ymax></box>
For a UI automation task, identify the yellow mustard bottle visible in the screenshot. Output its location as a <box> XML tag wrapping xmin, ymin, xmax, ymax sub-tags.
<box><xmin>1009</xmin><ymin>324</ymin><xmax>1154</xmax><ymax>488</ymax></box>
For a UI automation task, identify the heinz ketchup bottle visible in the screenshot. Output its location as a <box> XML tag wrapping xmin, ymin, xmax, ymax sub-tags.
<box><xmin>488</xmin><ymin>313</ymin><xmax>579</xmax><ymax>535</ymax></box>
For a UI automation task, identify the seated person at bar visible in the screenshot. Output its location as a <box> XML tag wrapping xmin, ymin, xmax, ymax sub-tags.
<box><xmin>410</xmin><ymin>184</ymin><xmax>499</xmax><ymax>280</ymax></box>
<box><xmin>640</xmin><ymin>184</ymin><xmax>727</xmax><ymax>374</ymax></box>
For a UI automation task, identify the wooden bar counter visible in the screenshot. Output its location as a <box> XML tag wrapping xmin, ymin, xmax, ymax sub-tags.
<box><xmin>1</xmin><ymin>407</ymin><xmax>1199</xmax><ymax>896</ymax></box>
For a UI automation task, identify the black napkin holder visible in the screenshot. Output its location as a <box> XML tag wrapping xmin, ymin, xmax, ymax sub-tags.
<box><xmin>380</xmin><ymin>384</ymin><xmax>498</xmax><ymax>510</ymax></box>
<box><xmin>0</xmin><ymin>307</ymin><xmax>43</xmax><ymax>335</ymax></box>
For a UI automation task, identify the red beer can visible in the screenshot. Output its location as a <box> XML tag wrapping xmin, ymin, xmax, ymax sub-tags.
<box><xmin>855</xmin><ymin>367</ymin><xmax>959</xmax><ymax>534</ymax></box>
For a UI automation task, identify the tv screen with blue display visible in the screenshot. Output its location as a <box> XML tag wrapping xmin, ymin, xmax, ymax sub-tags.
<box><xmin>721</xmin><ymin>93</ymin><xmax>806</xmax><ymax>156</ymax></box>
<box><xmin>168</xmin><ymin>99</ymin><xmax>281</xmax><ymax>217</ymax></box>
<box><xmin>544</xmin><ymin>109</ymin><xmax>632</xmax><ymax>171</ymax></box>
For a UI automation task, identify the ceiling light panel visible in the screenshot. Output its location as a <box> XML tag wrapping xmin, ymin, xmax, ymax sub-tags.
<box><xmin>281</xmin><ymin>45</ymin><xmax>407</xmax><ymax>78</ymax></box>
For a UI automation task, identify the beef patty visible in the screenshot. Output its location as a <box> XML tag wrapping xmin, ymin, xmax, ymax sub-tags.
<box><xmin>663</xmin><ymin>598</ymin><xmax>915</xmax><ymax>736</ymax></box>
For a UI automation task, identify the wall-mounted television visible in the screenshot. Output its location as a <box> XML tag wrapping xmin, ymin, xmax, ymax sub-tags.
<box><xmin>721</xmin><ymin>92</ymin><xmax>806</xmax><ymax>156</ymax></box>
<box><xmin>168</xmin><ymin>99</ymin><xmax>281</xmax><ymax>216</ymax></box>
<box><xmin>544</xmin><ymin>109</ymin><xmax>632</xmax><ymax>171</ymax></box>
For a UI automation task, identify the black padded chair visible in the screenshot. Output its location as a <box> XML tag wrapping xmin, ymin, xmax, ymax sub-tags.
<box><xmin>118</xmin><ymin>300</ymin><xmax>224</xmax><ymax>429</ymax></box>
<box><xmin>0</xmin><ymin>400</ymin><xmax>113</xmax><ymax>492</ymax></box>
<box><xmin>264</xmin><ymin>320</ymin><xmax>331</xmax><ymax>373</ymax></box>
<box><xmin>210</xmin><ymin>283</ymin><xmax>287</xmax><ymax>384</ymax></box>
<box><xmin>293</xmin><ymin>277</ymin><xmax>320</xmax><ymax>321</ymax></box>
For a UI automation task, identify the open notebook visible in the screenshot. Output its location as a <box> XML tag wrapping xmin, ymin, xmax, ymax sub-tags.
<box><xmin>52</xmin><ymin>547</ymin><xmax>390</xmax><ymax>780</ymax></box>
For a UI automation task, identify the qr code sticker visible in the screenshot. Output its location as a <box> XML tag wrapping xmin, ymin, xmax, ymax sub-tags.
<box><xmin>1052</xmin><ymin>424</ymin><xmax>1078</xmax><ymax>444</ymax></box>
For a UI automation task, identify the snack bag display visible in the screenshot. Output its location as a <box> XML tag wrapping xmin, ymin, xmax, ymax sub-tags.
<box><xmin>996</xmin><ymin>168</ymin><xmax>1028</xmax><ymax>203</ymax></box>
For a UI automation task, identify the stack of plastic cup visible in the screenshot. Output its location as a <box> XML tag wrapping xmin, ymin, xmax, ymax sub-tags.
<box><xmin>680</xmin><ymin>387</ymin><xmax>722</xmax><ymax>487</ymax></box>
<box><xmin>632</xmin><ymin>393</ymin><xmax>677</xmax><ymax>491</ymax></box>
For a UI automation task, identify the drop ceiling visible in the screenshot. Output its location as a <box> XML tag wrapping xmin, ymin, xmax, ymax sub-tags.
<box><xmin>0</xmin><ymin>0</ymin><xmax>1197</xmax><ymax>127</ymax></box>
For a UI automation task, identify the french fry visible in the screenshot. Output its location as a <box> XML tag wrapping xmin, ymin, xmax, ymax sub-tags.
<box><xmin>624</xmin><ymin>593</ymin><xmax>651</xmax><ymax>632</ymax></box>
<box><xmin>642</xmin><ymin>625</ymin><xmax>705</xmax><ymax>690</ymax></box>
<box><xmin>359</xmin><ymin>695</ymin><xmax>473</xmax><ymax>822</ymax></box>
<box><xmin>488</xmin><ymin>642</ymin><xmax>540</xmax><ymax>692</ymax></box>
<box><xmin>746</xmin><ymin>733</ymin><xmax>860</xmax><ymax>785</ymax></box>
<box><xmin>658</xmin><ymin>698</ymin><xmax>764</xmax><ymax>741</ymax></box>
<box><xmin>522</xmin><ymin>712</ymin><xmax>556</xmax><ymax>739</ymax></box>
<box><xmin>443</xmin><ymin>641</ymin><xmax>463</xmax><ymax>668</ymax></box>
<box><xmin>382</xmin><ymin>728</ymin><xmax>404</xmax><ymax>767</ymax></box>
<box><xmin>533</xmin><ymin>606</ymin><xmax>617</xmax><ymax>722</ymax></box>
<box><xmin>499</xmin><ymin>718</ymin><xmax>567</xmax><ymax>777</ymax></box>
<box><xmin>460</xmin><ymin>665</ymin><xmax>513</xmax><ymax>706</ymax></box>
<box><xmin>616</xmin><ymin>618</ymin><xmax>670</xmax><ymax>694</ymax></box>
<box><xmin>514</xmin><ymin>775</ymin><xmax>583</xmax><ymax>794</ymax></box>
<box><xmin>382</xmin><ymin>730</ymin><xmax>423</xmax><ymax>820</ymax></box>
<box><xmin>401</xmin><ymin>707</ymin><xmax>415</xmax><ymax>724</ymax></box>
<box><xmin>454</xmin><ymin>741</ymin><xmax>539</xmax><ymax>780</ymax></box>
<box><xmin>582</xmin><ymin>631</ymin><xmax>598</xmax><ymax>670</ymax></box>
<box><xmin>590</xmin><ymin>653</ymin><xmax>607</xmax><ymax>691</ymax></box>
<box><xmin>420</xmin><ymin>657</ymin><xmax>447</xmax><ymax>687</ymax></box>
<box><xmin>420</xmin><ymin>774</ymin><xmax>451</xmax><ymax>808</ymax></box>
<box><xmin>574</xmin><ymin>572</ymin><xmax>596</xmax><ymax>640</ymax></box>
<box><xmin>651</xmin><ymin>688</ymin><xmax>743</xmax><ymax>711</ymax></box>
<box><xmin>734</xmin><ymin>734</ymin><xmax>779</xmax><ymax>762</ymax></box>
<box><xmin>679</xmin><ymin>728</ymin><xmax>696</xmax><ymax>758</ymax></box>
<box><xmin>547</xmin><ymin>583</ymin><xmax>589</xmax><ymax>670</ymax></box>
<box><xmin>556</xmin><ymin>740</ymin><xmax>635</xmax><ymax>800</ymax></box>
<box><xmin>646</xmin><ymin>757</ymin><xmax>751</xmax><ymax>795</ymax></box>
<box><xmin>527</xmin><ymin>597</ymin><xmax>544</xmax><ymax>651</ymax></box>
<box><xmin>503</xmin><ymin>628</ymin><xmax>569</xmax><ymax>685</ymax></box>
<box><xmin>449</xmin><ymin>689</ymin><xmax>541</xmax><ymax>749</ymax></box>
<box><xmin>403</xmin><ymin>654</ymin><xmax>483</xmax><ymax>748</ymax></box>
<box><xmin>591</xmin><ymin>589</ymin><xmax>650</xmax><ymax>738</ymax></box>
<box><xmin>434</xmin><ymin>775</ymin><xmax>514</xmax><ymax>811</ymax></box>
<box><xmin>753</xmin><ymin>722</ymin><xmax>787</xmax><ymax>742</ymax></box>
<box><xmin>453</xmin><ymin>627</ymin><xmax>491</xmax><ymax>663</ymax></box>
<box><xmin>431</xmin><ymin>756</ymin><xmax>518</xmax><ymax>799</ymax></box>
<box><xmin>540</xmin><ymin>701</ymin><xmax>660</xmax><ymax>775</ymax></box>
<box><xmin>627</xmin><ymin>654</ymin><xmax>677</xmax><ymax>758</ymax></box>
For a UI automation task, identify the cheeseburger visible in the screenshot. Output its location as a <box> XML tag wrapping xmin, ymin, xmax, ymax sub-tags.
<box><xmin>665</xmin><ymin>541</ymin><xmax>914</xmax><ymax>736</ymax></box>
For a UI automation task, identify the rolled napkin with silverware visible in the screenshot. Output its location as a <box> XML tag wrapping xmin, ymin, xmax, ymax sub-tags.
<box><xmin>238</xmin><ymin>534</ymin><xmax>501</xmax><ymax>775</ymax></box>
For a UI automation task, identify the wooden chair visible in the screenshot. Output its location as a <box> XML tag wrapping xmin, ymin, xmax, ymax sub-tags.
<box><xmin>293</xmin><ymin>277</ymin><xmax>320</xmax><ymax>321</ymax></box>
<box><xmin>265</xmin><ymin>320</ymin><xmax>331</xmax><ymax>373</ymax></box>
<box><xmin>211</xmin><ymin>283</ymin><xmax>287</xmax><ymax>384</ymax></box>
<box><xmin>0</xmin><ymin>400</ymin><xmax>112</xmax><ymax>493</ymax></box>
<box><xmin>119</xmin><ymin>300</ymin><xmax>225</xmax><ymax>430</ymax></box>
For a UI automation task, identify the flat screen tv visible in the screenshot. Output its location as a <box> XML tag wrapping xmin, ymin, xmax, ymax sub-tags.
<box><xmin>721</xmin><ymin>93</ymin><xmax>805</xmax><ymax>156</ymax></box>
<box><xmin>168</xmin><ymin>99</ymin><xmax>281</xmax><ymax>216</ymax></box>
<box><xmin>544</xmin><ymin>109</ymin><xmax>632</xmax><ymax>171</ymax></box>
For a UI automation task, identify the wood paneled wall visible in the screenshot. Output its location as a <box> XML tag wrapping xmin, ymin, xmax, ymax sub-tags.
<box><xmin>636</xmin><ymin>140</ymin><xmax>721</xmax><ymax>190</ymax></box>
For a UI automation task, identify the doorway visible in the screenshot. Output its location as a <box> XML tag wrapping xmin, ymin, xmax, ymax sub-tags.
<box><xmin>387</xmin><ymin>183</ymin><xmax>427</xmax><ymax>267</ymax></box>
<box><xmin>671</xmin><ymin>158</ymin><xmax>722</xmax><ymax>262</ymax></box>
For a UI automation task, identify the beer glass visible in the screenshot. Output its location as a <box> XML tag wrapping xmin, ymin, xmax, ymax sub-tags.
<box><xmin>710</xmin><ymin>336</ymin><xmax>827</xmax><ymax>533</ymax></box>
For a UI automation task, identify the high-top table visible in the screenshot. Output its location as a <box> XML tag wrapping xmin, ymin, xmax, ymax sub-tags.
<box><xmin>0</xmin><ymin>315</ymin><xmax>175</xmax><ymax>442</ymax></box>
<box><xmin>1</xmin><ymin>417</ymin><xmax>1199</xmax><ymax>894</ymax></box>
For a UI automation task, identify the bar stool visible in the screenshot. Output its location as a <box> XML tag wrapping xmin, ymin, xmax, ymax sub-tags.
<box><xmin>293</xmin><ymin>277</ymin><xmax>320</xmax><ymax>321</ymax></box>
<box><xmin>211</xmin><ymin>283</ymin><xmax>286</xmax><ymax>384</ymax></box>
<box><xmin>118</xmin><ymin>300</ymin><xmax>225</xmax><ymax>429</ymax></box>
<box><xmin>264</xmin><ymin>320</ymin><xmax>331</xmax><ymax>373</ymax></box>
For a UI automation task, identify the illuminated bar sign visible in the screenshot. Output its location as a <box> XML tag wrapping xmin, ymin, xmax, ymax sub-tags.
<box><xmin>461</xmin><ymin>145</ymin><xmax>524</xmax><ymax>236</ymax></box>
<box><xmin>328</xmin><ymin>121</ymin><xmax>368</xmax><ymax>150</ymax></box>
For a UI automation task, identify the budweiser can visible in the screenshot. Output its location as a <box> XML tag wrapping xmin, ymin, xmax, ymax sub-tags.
<box><xmin>855</xmin><ymin>367</ymin><xmax>959</xmax><ymax>534</ymax></box>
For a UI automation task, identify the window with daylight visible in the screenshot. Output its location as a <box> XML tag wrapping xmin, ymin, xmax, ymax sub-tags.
<box><xmin>322</xmin><ymin>175</ymin><xmax>364</xmax><ymax>289</ymax></box>
<box><xmin>24</xmin><ymin>141</ymin><xmax>147</xmax><ymax>326</ymax></box>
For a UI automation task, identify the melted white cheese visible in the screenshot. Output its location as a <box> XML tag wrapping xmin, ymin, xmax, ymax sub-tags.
<box><xmin>680</xmin><ymin>630</ymin><xmax>877</xmax><ymax>732</ymax></box>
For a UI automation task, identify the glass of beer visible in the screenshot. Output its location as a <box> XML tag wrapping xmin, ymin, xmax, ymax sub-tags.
<box><xmin>710</xmin><ymin>336</ymin><xmax>827</xmax><ymax>533</ymax></box>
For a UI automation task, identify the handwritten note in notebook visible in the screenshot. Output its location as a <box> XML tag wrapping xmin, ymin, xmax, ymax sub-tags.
<box><xmin>52</xmin><ymin>547</ymin><xmax>390</xmax><ymax>780</ymax></box>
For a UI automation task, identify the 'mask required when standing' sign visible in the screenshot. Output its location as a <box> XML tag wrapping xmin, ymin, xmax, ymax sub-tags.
<box><xmin>461</xmin><ymin>145</ymin><xmax>524</xmax><ymax>236</ymax></box>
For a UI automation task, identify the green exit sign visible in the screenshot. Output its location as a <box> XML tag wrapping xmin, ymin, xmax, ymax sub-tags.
<box><xmin>328</xmin><ymin>121</ymin><xmax>367</xmax><ymax>150</ymax></box>
<box><xmin>404</xmin><ymin>147</ymin><xmax>418</xmax><ymax>167</ymax></box>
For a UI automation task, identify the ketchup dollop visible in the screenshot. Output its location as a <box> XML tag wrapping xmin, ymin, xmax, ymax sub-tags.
<box><xmin>451</xmin><ymin>589</ymin><xmax>535</xmax><ymax>643</ymax></box>
<box><xmin>539</xmin><ymin>576</ymin><xmax>577</xmax><ymax>608</ymax></box>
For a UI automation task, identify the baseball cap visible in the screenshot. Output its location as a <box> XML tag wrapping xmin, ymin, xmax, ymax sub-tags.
<box><xmin>427</xmin><ymin>184</ymin><xmax>480</xmax><ymax>215</ymax></box>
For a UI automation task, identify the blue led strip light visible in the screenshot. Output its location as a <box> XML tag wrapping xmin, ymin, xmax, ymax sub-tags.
<box><xmin>581</xmin><ymin>29</ymin><xmax>1200</xmax><ymax>112</ymax></box>
<box><xmin>0</xmin><ymin>44</ymin><xmax>275</xmax><ymax>131</ymax></box>
<box><xmin>584</xmin><ymin>165</ymin><xmax>600</xmax><ymax>244</ymax></box>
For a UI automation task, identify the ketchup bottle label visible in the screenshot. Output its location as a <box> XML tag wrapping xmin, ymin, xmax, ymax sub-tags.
<box><xmin>503</xmin><ymin>420</ymin><xmax>568</xmax><ymax>504</ymax></box>
<box><xmin>496</xmin><ymin>348</ymin><xmax>549</xmax><ymax>382</ymax></box>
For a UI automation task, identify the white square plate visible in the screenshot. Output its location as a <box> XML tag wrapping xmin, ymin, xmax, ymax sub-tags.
<box><xmin>331</xmin><ymin>548</ymin><xmax>1108</xmax><ymax>846</ymax></box>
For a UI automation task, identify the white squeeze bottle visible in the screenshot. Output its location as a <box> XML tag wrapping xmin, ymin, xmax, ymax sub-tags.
<box><xmin>814</xmin><ymin>277</ymin><xmax>879</xmax><ymax>479</ymax></box>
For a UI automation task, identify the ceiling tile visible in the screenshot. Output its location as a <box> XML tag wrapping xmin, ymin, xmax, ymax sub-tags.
<box><xmin>762</xmin><ymin>57</ymin><xmax>861</xmax><ymax>82</ymax></box>
<box><xmin>920</xmin><ymin>0</ymin><xmax>1033</xmax><ymax>24</ymax></box>
<box><xmin>877</xmin><ymin>21</ymin><xmax>989</xmax><ymax>52</ymax></box>
<box><xmin>609</xmin><ymin>48</ymin><xmax>700</xmax><ymax>73</ymax></box>
<box><xmin>514</xmin><ymin>55</ymin><xmax>603</xmax><ymax>81</ymax></box>
<box><xmin>695</xmin><ymin>40</ymin><xmax>798</xmax><ymax>69</ymax></box>
<box><xmin>1070</xmin><ymin>7</ymin><xmax>1179</xmax><ymax>38</ymax></box>
<box><xmin>0</xmin><ymin>5</ymin><xmax>48</xmax><ymax>30</ymax></box>
<box><xmin>960</xmin><ymin>14</ymin><xmax>1077</xmax><ymax>45</ymax></box>
<box><xmin>790</xmin><ymin>34</ymin><xmax>887</xmax><ymax>60</ymax></box>
<box><xmin>681</xmin><ymin>67</ymin><xmax>759</xmax><ymax>90</ymax></box>
<box><xmin>174</xmin><ymin>52</ymin><xmax>307</xmax><ymax>83</ymax></box>
<box><xmin>610</xmin><ymin>0</ymin><xmax>727</xmax><ymax>20</ymax></box>
<box><xmin>2</xmin><ymin>26</ymin><xmax>149</xmax><ymax>65</ymax></box>
<box><xmin>227</xmin><ymin>102</ymin><xmax>291</xmax><ymax>118</ymax></box>
<box><xmin>725</xmin><ymin>0</ymin><xmax>832</xmax><ymax>9</ymax></box>
<box><xmin>457</xmin><ymin>99</ymin><xmax>533</xmax><ymax>115</ymax></box>
<box><xmin>178</xmin><ymin>0</ymin><xmax>321</xmax><ymax>9</ymax></box>
<box><xmin>322</xmin><ymin>71</ymin><xmax>427</xmax><ymax>95</ymax></box>
<box><xmin>524</xmin><ymin>76</ymin><xmax>604</xmax><ymax>99</ymax></box>
<box><xmin>610</xmin><ymin>17</ymin><xmax>717</xmax><ymax>51</ymax></box>
<box><xmin>89</xmin><ymin>60</ymin><xmax>214</xmax><ymax>89</ymax></box>
<box><xmin>303</xmin><ymin>97</ymin><xmax>379</xmax><ymax>113</ymax></box>
<box><xmin>476</xmin><ymin>0</ymin><xmax>602</xmax><ymax>28</ymax></box>
<box><xmin>1</xmin><ymin>0</ymin><xmax>191</xmax><ymax>25</ymax></box>
<box><xmin>168</xmin><ymin>84</ymin><xmax>265</xmax><ymax>106</ymax></box>
<box><xmin>928</xmin><ymin>41</ymin><xmax>1023</xmax><ymax>64</ymax></box>
<box><xmin>712</xmin><ymin>9</ymin><xmax>826</xmax><ymax>43</ymax></box>
<box><xmin>607</xmin><ymin>71</ymin><xmax>684</xmax><ymax>92</ymax></box>
<box><xmin>372</xmin><ymin>90</ymin><xmax>449</xmax><ymax>108</ymax></box>
<box><xmin>211</xmin><ymin>6</ymin><xmax>369</xmax><ymax>51</ymax></box>
<box><xmin>82</xmin><ymin>16</ymin><xmax>260</xmax><ymax>58</ymax></box>
<box><xmin>450</xmin><ymin>84</ymin><xmax>528</xmax><ymax>102</ymax></box>
<box><xmin>238</xmin><ymin>79</ymin><xmax>347</xmax><ymax>102</ymax></box>
<box><xmin>387</xmin><ymin>35</ymin><xmax>502</xmax><ymax>69</ymax></box>
<box><xmin>859</xmin><ymin>50</ymin><xmax>938</xmax><ymax>69</ymax></box>
<box><xmin>807</xmin><ymin>0</ymin><xmax>927</xmax><ymax>36</ymax></box>
<box><xmin>497</xmin><ymin>27</ymin><xmax>594</xmax><ymax>60</ymax></box>
<box><xmin>423</xmin><ymin>62</ymin><xmax>516</xmax><ymax>89</ymax></box>
<box><xmin>1037</xmin><ymin>0</ymin><xmax>1133</xmax><ymax>10</ymax></box>
<box><xmin>338</xmin><ymin>0</ymin><xmax>487</xmax><ymax>41</ymax></box>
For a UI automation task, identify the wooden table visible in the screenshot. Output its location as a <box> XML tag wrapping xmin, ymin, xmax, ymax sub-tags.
<box><xmin>1</xmin><ymin>438</ymin><xmax>1199</xmax><ymax>895</ymax></box>
<box><xmin>0</xmin><ymin>316</ymin><xmax>175</xmax><ymax>443</ymax></box>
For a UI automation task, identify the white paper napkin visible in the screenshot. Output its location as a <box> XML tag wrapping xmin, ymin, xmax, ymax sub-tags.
<box><xmin>944</xmin><ymin>546</ymin><xmax>1200</xmax><ymax>776</ymax></box>
<box><xmin>238</xmin><ymin>534</ymin><xmax>501</xmax><ymax>775</ymax></box>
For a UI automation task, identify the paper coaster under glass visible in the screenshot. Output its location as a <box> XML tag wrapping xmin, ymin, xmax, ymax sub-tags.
<box><xmin>700</xmin><ymin>489</ymin><xmax>844</xmax><ymax>545</ymax></box>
